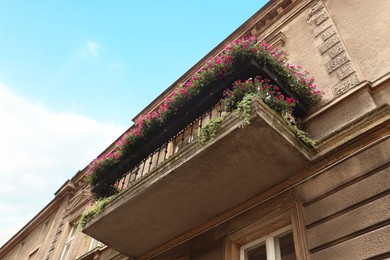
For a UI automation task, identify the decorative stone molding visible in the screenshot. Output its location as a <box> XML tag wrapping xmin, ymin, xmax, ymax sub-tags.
<box><xmin>328</xmin><ymin>42</ymin><xmax>345</xmax><ymax>58</ymax></box>
<box><xmin>313</xmin><ymin>20</ymin><xmax>332</xmax><ymax>37</ymax></box>
<box><xmin>318</xmin><ymin>35</ymin><xmax>340</xmax><ymax>54</ymax></box>
<box><xmin>307</xmin><ymin>0</ymin><xmax>359</xmax><ymax>97</ymax></box>
<box><xmin>306</xmin><ymin>1</ymin><xmax>324</xmax><ymax>21</ymax></box>
<box><xmin>321</xmin><ymin>26</ymin><xmax>336</xmax><ymax>40</ymax></box>
<box><xmin>337</xmin><ymin>62</ymin><xmax>355</xmax><ymax>80</ymax></box>
<box><xmin>314</xmin><ymin>11</ymin><xmax>329</xmax><ymax>25</ymax></box>
<box><xmin>45</xmin><ymin>210</ymin><xmax>69</xmax><ymax>260</ymax></box>
<box><xmin>332</xmin><ymin>74</ymin><xmax>359</xmax><ymax>96</ymax></box>
<box><xmin>267</xmin><ymin>32</ymin><xmax>287</xmax><ymax>51</ymax></box>
<box><xmin>325</xmin><ymin>53</ymin><xmax>349</xmax><ymax>73</ymax></box>
<box><xmin>250</xmin><ymin>0</ymin><xmax>301</xmax><ymax>38</ymax></box>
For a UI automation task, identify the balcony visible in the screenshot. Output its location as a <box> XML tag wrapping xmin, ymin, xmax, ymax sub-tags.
<box><xmin>83</xmin><ymin>97</ymin><xmax>314</xmax><ymax>257</ymax></box>
<box><xmin>89</xmin><ymin>58</ymin><xmax>317</xmax><ymax>199</ymax></box>
<box><xmin>82</xmin><ymin>37</ymin><xmax>321</xmax><ymax>257</ymax></box>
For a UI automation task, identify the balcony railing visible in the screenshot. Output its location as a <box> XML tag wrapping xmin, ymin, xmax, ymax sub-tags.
<box><xmin>93</xmin><ymin>60</ymin><xmax>264</xmax><ymax>196</ymax></box>
<box><xmin>90</xmin><ymin>57</ymin><xmax>316</xmax><ymax>198</ymax></box>
<box><xmin>112</xmin><ymin>105</ymin><xmax>225</xmax><ymax>193</ymax></box>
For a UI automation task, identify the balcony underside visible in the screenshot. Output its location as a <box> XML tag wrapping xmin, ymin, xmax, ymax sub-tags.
<box><xmin>83</xmin><ymin>99</ymin><xmax>314</xmax><ymax>257</ymax></box>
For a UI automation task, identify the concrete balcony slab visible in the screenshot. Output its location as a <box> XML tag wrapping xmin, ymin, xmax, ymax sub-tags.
<box><xmin>83</xmin><ymin>98</ymin><xmax>314</xmax><ymax>257</ymax></box>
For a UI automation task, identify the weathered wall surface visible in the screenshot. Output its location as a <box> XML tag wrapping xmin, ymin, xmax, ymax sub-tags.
<box><xmin>254</xmin><ymin>0</ymin><xmax>390</xmax><ymax>141</ymax></box>
<box><xmin>298</xmin><ymin>137</ymin><xmax>390</xmax><ymax>259</ymax></box>
<box><xmin>0</xmin><ymin>185</ymin><xmax>113</xmax><ymax>260</ymax></box>
<box><xmin>326</xmin><ymin>0</ymin><xmax>390</xmax><ymax>83</ymax></box>
<box><xmin>1</xmin><ymin>1</ymin><xmax>389</xmax><ymax>260</ymax></box>
<box><xmin>1</xmin><ymin>213</ymin><xmax>55</xmax><ymax>260</ymax></box>
<box><xmin>149</xmin><ymin>132</ymin><xmax>389</xmax><ymax>260</ymax></box>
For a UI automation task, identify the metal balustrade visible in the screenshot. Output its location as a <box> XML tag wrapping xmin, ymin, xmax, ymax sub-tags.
<box><xmin>112</xmin><ymin>105</ymin><xmax>226</xmax><ymax>192</ymax></box>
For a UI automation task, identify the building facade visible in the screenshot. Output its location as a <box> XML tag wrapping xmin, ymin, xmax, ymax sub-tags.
<box><xmin>1</xmin><ymin>0</ymin><xmax>389</xmax><ymax>259</ymax></box>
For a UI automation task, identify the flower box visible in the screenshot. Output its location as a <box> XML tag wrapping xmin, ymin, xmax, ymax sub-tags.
<box><xmin>258</xmin><ymin>59</ymin><xmax>308</xmax><ymax>116</ymax></box>
<box><xmin>93</xmin><ymin>59</ymin><xmax>293</xmax><ymax>197</ymax></box>
<box><xmin>91</xmin><ymin>58</ymin><xmax>311</xmax><ymax>198</ymax></box>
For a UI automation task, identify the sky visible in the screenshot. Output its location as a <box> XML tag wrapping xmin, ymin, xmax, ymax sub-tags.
<box><xmin>0</xmin><ymin>0</ymin><xmax>267</xmax><ymax>247</ymax></box>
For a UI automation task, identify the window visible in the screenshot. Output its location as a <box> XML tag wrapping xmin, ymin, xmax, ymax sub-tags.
<box><xmin>60</xmin><ymin>224</ymin><xmax>76</xmax><ymax>260</ymax></box>
<box><xmin>225</xmin><ymin>202</ymin><xmax>308</xmax><ymax>260</ymax></box>
<box><xmin>89</xmin><ymin>238</ymin><xmax>100</xmax><ymax>251</ymax></box>
<box><xmin>240</xmin><ymin>226</ymin><xmax>296</xmax><ymax>260</ymax></box>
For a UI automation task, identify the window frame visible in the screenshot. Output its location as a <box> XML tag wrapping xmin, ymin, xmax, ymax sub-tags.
<box><xmin>88</xmin><ymin>237</ymin><xmax>102</xmax><ymax>251</ymax></box>
<box><xmin>59</xmin><ymin>224</ymin><xmax>76</xmax><ymax>260</ymax></box>
<box><xmin>224</xmin><ymin>201</ymin><xmax>309</xmax><ymax>260</ymax></box>
<box><xmin>240</xmin><ymin>225</ymin><xmax>293</xmax><ymax>260</ymax></box>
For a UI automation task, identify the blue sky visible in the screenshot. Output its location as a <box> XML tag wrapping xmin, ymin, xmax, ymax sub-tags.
<box><xmin>0</xmin><ymin>1</ymin><xmax>266</xmax><ymax>246</ymax></box>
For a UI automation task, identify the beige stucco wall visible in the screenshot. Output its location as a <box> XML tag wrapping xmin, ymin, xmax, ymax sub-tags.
<box><xmin>280</xmin><ymin>8</ymin><xmax>339</xmax><ymax>104</ymax></box>
<box><xmin>252</xmin><ymin>0</ymin><xmax>390</xmax><ymax>140</ymax></box>
<box><xmin>258</xmin><ymin>0</ymin><xmax>390</xmax><ymax>105</ymax></box>
<box><xmin>150</xmin><ymin>133</ymin><xmax>390</xmax><ymax>260</ymax></box>
<box><xmin>1</xmin><ymin>213</ymin><xmax>55</xmax><ymax>260</ymax></box>
<box><xmin>325</xmin><ymin>0</ymin><xmax>390</xmax><ymax>82</ymax></box>
<box><xmin>373</xmin><ymin>83</ymin><xmax>390</xmax><ymax>107</ymax></box>
<box><xmin>0</xmin><ymin>189</ymin><xmax>106</xmax><ymax>260</ymax></box>
<box><xmin>1</xmin><ymin>1</ymin><xmax>389</xmax><ymax>260</ymax></box>
<box><xmin>140</xmin><ymin>1</ymin><xmax>390</xmax><ymax>258</ymax></box>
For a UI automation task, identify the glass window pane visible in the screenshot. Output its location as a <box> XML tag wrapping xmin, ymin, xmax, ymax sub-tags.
<box><xmin>274</xmin><ymin>232</ymin><xmax>296</xmax><ymax>260</ymax></box>
<box><xmin>68</xmin><ymin>225</ymin><xmax>76</xmax><ymax>240</ymax></box>
<box><xmin>60</xmin><ymin>244</ymin><xmax>71</xmax><ymax>260</ymax></box>
<box><xmin>89</xmin><ymin>238</ymin><xmax>99</xmax><ymax>250</ymax></box>
<box><xmin>246</xmin><ymin>243</ymin><xmax>267</xmax><ymax>260</ymax></box>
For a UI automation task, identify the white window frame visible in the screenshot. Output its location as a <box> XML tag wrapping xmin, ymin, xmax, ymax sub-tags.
<box><xmin>59</xmin><ymin>224</ymin><xmax>76</xmax><ymax>260</ymax></box>
<box><xmin>88</xmin><ymin>238</ymin><xmax>99</xmax><ymax>251</ymax></box>
<box><xmin>240</xmin><ymin>225</ymin><xmax>293</xmax><ymax>260</ymax></box>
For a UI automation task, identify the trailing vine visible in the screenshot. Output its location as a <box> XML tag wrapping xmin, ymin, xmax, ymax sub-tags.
<box><xmin>78</xmin><ymin>196</ymin><xmax>113</xmax><ymax>229</ymax></box>
<box><xmin>87</xmin><ymin>36</ymin><xmax>322</xmax><ymax>194</ymax></box>
<box><xmin>234</xmin><ymin>93</ymin><xmax>255</xmax><ymax>127</ymax></box>
<box><xmin>199</xmin><ymin>117</ymin><xmax>224</xmax><ymax>144</ymax></box>
<box><xmin>285</xmin><ymin>120</ymin><xmax>318</xmax><ymax>151</ymax></box>
<box><xmin>198</xmin><ymin>75</ymin><xmax>318</xmax><ymax>150</ymax></box>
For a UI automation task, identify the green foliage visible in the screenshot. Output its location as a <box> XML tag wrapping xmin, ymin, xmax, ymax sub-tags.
<box><xmin>285</xmin><ymin>120</ymin><xmax>318</xmax><ymax>151</ymax></box>
<box><xmin>78</xmin><ymin>197</ymin><xmax>113</xmax><ymax>229</ymax></box>
<box><xmin>222</xmin><ymin>78</ymin><xmax>318</xmax><ymax>150</ymax></box>
<box><xmin>87</xmin><ymin>36</ymin><xmax>322</xmax><ymax>195</ymax></box>
<box><xmin>234</xmin><ymin>93</ymin><xmax>255</xmax><ymax>127</ymax></box>
<box><xmin>199</xmin><ymin>117</ymin><xmax>224</xmax><ymax>144</ymax></box>
<box><xmin>223</xmin><ymin>77</ymin><xmax>296</xmax><ymax>116</ymax></box>
<box><xmin>223</xmin><ymin>79</ymin><xmax>257</xmax><ymax>113</ymax></box>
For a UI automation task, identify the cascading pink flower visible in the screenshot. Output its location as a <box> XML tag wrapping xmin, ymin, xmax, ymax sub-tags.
<box><xmin>87</xmin><ymin>36</ymin><xmax>322</xmax><ymax>185</ymax></box>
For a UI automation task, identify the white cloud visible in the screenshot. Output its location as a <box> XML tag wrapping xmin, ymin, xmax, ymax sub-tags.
<box><xmin>0</xmin><ymin>84</ymin><xmax>125</xmax><ymax>246</ymax></box>
<box><xmin>84</xmin><ymin>41</ymin><xmax>101</xmax><ymax>56</ymax></box>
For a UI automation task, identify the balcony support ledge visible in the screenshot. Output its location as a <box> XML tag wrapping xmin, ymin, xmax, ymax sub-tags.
<box><xmin>83</xmin><ymin>97</ymin><xmax>315</xmax><ymax>257</ymax></box>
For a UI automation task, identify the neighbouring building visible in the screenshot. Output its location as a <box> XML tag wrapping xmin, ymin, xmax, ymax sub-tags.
<box><xmin>1</xmin><ymin>0</ymin><xmax>389</xmax><ymax>259</ymax></box>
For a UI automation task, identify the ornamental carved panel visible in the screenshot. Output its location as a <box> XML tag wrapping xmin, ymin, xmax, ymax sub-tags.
<box><xmin>307</xmin><ymin>0</ymin><xmax>359</xmax><ymax>97</ymax></box>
